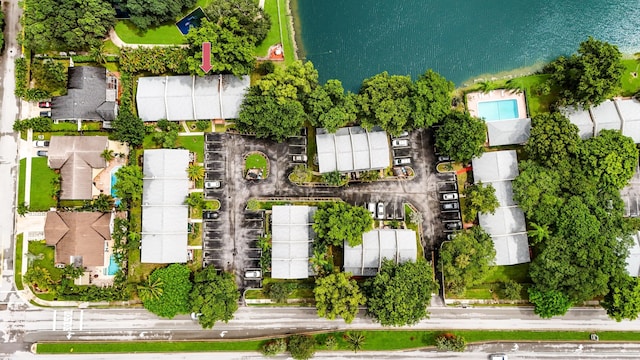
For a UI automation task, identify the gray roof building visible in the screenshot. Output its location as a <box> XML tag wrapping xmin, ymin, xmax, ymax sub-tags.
<box><xmin>486</xmin><ymin>118</ymin><xmax>531</xmax><ymax>146</ymax></box>
<box><xmin>626</xmin><ymin>232</ymin><xmax>640</xmax><ymax>277</ymax></box>
<box><xmin>316</xmin><ymin>126</ymin><xmax>390</xmax><ymax>174</ymax></box>
<box><xmin>52</xmin><ymin>66</ymin><xmax>118</xmax><ymax>122</ymax></box>
<box><xmin>472</xmin><ymin>150</ymin><xmax>530</xmax><ymax>265</ymax></box>
<box><xmin>591</xmin><ymin>100</ymin><xmax>622</xmax><ymax>135</ymax></box>
<box><xmin>47</xmin><ymin>136</ymin><xmax>108</xmax><ymax>200</ymax></box>
<box><xmin>561</xmin><ymin>106</ymin><xmax>594</xmax><ymax>140</ymax></box>
<box><xmin>563</xmin><ymin>98</ymin><xmax>640</xmax><ymax>142</ymax></box>
<box><xmin>271</xmin><ymin>205</ymin><xmax>316</xmax><ymax>279</ymax></box>
<box><xmin>617</xmin><ymin>98</ymin><xmax>640</xmax><ymax>143</ymax></box>
<box><xmin>136</xmin><ymin>74</ymin><xmax>249</xmax><ymax>121</ymax></box>
<box><xmin>141</xmin><ymin>149</ymin><xmax>190</xmax><ymax>263</ymax></box>
<box><xmin>343</xmin><ymin>229</ymin><xmax>417</xmax><ymax>276</ymax></box>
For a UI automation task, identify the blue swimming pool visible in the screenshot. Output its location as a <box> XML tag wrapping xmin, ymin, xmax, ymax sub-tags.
<box><xmin>111</xmin><ymin>166</ymin><xmax>121</xmax><ymax>206</ymax></box>
<box><xmin>107</xmin><ymin>254</ymin><xmax>119</xmax><ymax>276</ymax></box>
<box><xmin>477</xmin><ymin>99</ymin><xmax>519</xmax><ymax>121</ymax></box>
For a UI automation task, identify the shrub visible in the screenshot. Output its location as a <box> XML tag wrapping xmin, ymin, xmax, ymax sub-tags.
<box><xmin>256</xmin><ymin>61</ymin><xmax>275</xmax><ymax>75</ymax></box>
<box><xmin>119</xmin><ymin>47</ymin><xmax>190</xmax><ymax>74</ymax></box>
<box><xmin>435</xmin><ymin>333</ymin><xmax>466</xmax><ymax>352</ymax></box>
<box><xmin>14</xmin><ymin>57</ymin><xmax>28</xmax><ymax>98</ymax></box>
<box><xmin>503</xmin><ymin>280</ymin><xmax>523</xmax><ymax>300</ymax></box>
<box><xmin>287</xmin><ymin>335</ymin><xmax>316</xmax><ymax>360</ymax></box>
<box><xmin>13</xmin><ymin>117</ymin><xmax>52</xmax><ymax>132</ymax></box>
<box><xmin>261</xmin><ymin>338</ymin><xmax>287</xmax><ymax>356</ymax></box>
<box><xmin>324</xmin><ymin>335</ymin><xmax>337</xmax><ymax>350</ymax></box>
<box><xmin>195</xmin><ymin>120</ymin><xmax>209</xmax><ymax>131</ymax></box>
<box><xmin>265</xmin><ymin>282</ymin><xmax>296</xmax><ymax>303</ymax></box>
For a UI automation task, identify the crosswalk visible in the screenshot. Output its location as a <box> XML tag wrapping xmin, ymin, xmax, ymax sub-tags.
<box><xmin>52</xmin><ymin>310</ymin><xmax>83</xmax><ymax>331</ymax></box>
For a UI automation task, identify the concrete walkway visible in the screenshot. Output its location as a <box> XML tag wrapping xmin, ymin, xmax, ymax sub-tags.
<box><xmin>23</xmin><ymin>129</ymin><xmax>33</xmax><ymax>205</ymax></box>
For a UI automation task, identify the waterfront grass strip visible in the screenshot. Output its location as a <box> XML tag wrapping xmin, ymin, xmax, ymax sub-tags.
<box><xmin>36</xmin><ymin>330</ymin><xmax>640</xmax><ymax>354</ymax></box>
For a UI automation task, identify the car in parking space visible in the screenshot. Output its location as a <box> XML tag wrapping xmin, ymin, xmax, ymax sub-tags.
<box><xmin>244</xmin><ymin>270</ymin><xmax>262</xmax><ymax>278</ymax></box>
<box><xmin>441</xmin><ymin>202</ymin><xmax>459</xmax><ymax>210</ymax></box>
<box><xmin>377</xmin><ymin>202</ymin><xmax>385</xmax><ymax>220</ymax></box>
<box><xmin>292</xmin><ymin>154</ymin><xmax>307</xmax><ymax>162</ymax></box>
<box><xmin>36</xmin><ymin>150</ymin><xmax>48</xmax><ymax>157</ymax></box>
<box><xmin>444</xmin><ymin>221</ymin><xmax>462</xmax><ymax>231</ymax></box>
<box><xmin>367</xmin><ymin>202</ymin><xmax>376</xmax><ymax>218</ymax></box>
<box><xmin>437</xmin><ymin>155</ymin><xmax>451</xmax><ymax>162</ymax></box>
<box><xmin>39</xmin><ymin>111</ymin><xmax>51</xmax><ymax>118</ymax></box>
<box><xmin>393</xmin><ymin>158</ymin><xmax>411</xmax><ymax>166</ymax></box>
<box><xmin>34</xmin><ymin>140</ymin><xmax>50</xmax><ymax>147</ymax></box>
<box><xmin>38</xmin><ymin>101</ymin><xmax>51</xmax><ymax>108</ymax></box>
<box><xmin>441</xmin><ymin>192</ymin><xmax>458</xmax><ymax>201</ymax></box>
<box><xmin>204</xmin><ymin>180</ymin><xmax>221</xmax><ymax>189</ymax></box>
<box><xmin>391</xmin><ymin>139</ymin><xmax>409</xmax><ymax>148</ymax></box>
<box><xmin>203</xmin><ymin>211</ymin><xmax>219</xmax><ymax>220</ymax></box>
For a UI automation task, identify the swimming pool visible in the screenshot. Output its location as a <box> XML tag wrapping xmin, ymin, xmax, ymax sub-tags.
<box><xmin>111</xmin><ymin>166</ymin><xmax>121</xmax><ymax>206</ymax></box>
<box><xmin>477</xmin><ymin>99</ymin><xmax>519</xmax><ymax>121</ymax></box>
<box><xmin>107</xmin><ymin>254</ymin><xmax>119</xmax><ymax>276</ymax></box>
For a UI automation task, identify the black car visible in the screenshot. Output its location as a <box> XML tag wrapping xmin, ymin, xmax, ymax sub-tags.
<box><xmin>441</xmin><ymin>202</ymin><xmax>459</xmax><ymax>211</ymax></box>
<box><xmin>444</xmin><ymin>221</ymin><xmax>462</xmax><ymax>230</ymax></box>
<box><xmin>36</xmin><ymin>150</ymin><xmax>48</xmax><ymax>157</ymax></box>
<box><xmin>203</xmin><ymin>211</ymin><xmax>219</xmax><ymax>220</ymax></box>
<box><xmin>39</xmin><ymin>111</ymin><xmax>51</xmax><ymax>118</ymax></box>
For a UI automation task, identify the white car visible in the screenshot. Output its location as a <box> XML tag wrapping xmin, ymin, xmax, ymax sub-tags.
<box><xmin>490</xmin><ymin>354</ymin><xmax>508</xmax><ymax>360</ymax></box>
<box><xmin>34</xmin><ymin>140</ymin><xmax>50</xmax><ymax>147</ymax></box>
<box><xmin>244</xmin><ymin>270</ymin><xmax>262</xmax><ymax>278</ymax></box>
<box><xmin>441</xmin><ymin>193</ymin><xmax>458</xmax><ymax>201</ymax></box>
<box><xmin>204</xmin><ymin>180</ymin><xmax>221</xmax><ymax>189</ymax></box>
<box><xmin>377</xmin><ymin>202</ymin><xmax>385</xmax><ymax>220</ymax></box>
<box><xmin>392</xmin><ymin>139</ymin><xmax>409</xmax><ymax>148</ymax></box>
<box><xmin>393</xmin><ymin>158</ymin><xmax>411</xmax><ymax>166</ymax></box>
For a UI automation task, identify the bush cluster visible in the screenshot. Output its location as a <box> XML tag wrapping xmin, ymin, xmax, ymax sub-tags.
<box><xmin>119</xmin><ymin>47</ymin><xmax>190</xmax><ymax>74</ymax></box>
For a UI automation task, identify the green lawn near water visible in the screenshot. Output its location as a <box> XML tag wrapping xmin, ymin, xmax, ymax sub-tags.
<box><xmin>621</xmin><ymin>59</ymin><xmax>640</xmax><ymax>96</ymax></box>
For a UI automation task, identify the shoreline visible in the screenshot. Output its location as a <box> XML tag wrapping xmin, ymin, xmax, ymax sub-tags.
<box><xmin>288</xmin><ymin>0</ymin><xmax>304</xmax><ymax>61</ymax></box>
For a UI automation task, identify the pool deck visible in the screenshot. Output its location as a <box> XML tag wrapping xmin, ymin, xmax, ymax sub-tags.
<box><xmin>466</xmin><ymin>90</ymin><xmax>528</xmax><ymax>120</ymax></box>
<box><xmin>93</xmin><ymin>141</ymin><xmax>130</xmax><ymax>198</ymax></box>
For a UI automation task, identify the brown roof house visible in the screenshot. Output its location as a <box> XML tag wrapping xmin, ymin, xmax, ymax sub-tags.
<box><xmin>44</xmin><ymin>211</ymin><xmax>112</xmax><ymax>267</ymax></box>
<box><xmin>48</xmin><ymin>136</ymin><xmax>108</xmax><ymax>200</ymax></box>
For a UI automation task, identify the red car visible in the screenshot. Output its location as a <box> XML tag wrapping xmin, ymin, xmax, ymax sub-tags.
<box><xmin>38</xmin><ymin>101</ymin><xmax>51</xmax><ymax>108</ymax></box>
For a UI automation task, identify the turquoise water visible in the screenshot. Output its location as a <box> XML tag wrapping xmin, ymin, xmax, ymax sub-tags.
<box><xmin>478</xmin><ymin>100</ymin><xmax>519</xmax><ymax>121</ymax></box>
<box><xmin>111</xmin><ymin>166</ymin><xmax>121</xmax><ymax>206</ymax></box>
<box><xmin>107</xmin><ymin>254</ymin><xmax>119</xmax><ymax>275</ymax></box>
<box><xmin>296</xmin><ymin>0</ymin><xmax>640</xmax><ymax>91</ymax></box>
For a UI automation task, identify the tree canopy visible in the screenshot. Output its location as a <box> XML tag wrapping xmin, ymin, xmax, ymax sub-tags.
<box><xmin>578</xmin><ymin>130</ymin><xmax>638</xmax><ymax>191</ymax></box>
<box><xmin>601</xmin><ymin>275</ymin><xmax>640</xmax><ymax>322</ymax></box>
<box><xmin>525</xmin><ymin>112</ymin><xmax>580</xmax><ymax>168</ymax></box>
<box><xmin>237</xmin><ymin>61</ymin><xmax>319</xmax><ymax>141</ymax></box>
<box><xmin>357</xmin><ymin>72</ymin><xmax>414</xmax><ymax>135</ymax></box>
<box><xmin>24</xmin><ymin>0</ymin><xmax>115</xmax><ymax>51</ymax></box>
<box><xmin>204</xmin><ymin>0</ymin><xmax>271</xmax><ymax>45</ymax></box>
<box><xmin>528</xmin><ymin>287</ymin><xmax>573</xmax><ymax>319</ymax></box>
<box><xmin>435</xmin><ymin>111</ymin><xmax>486</xmax><ymax>163</ymax></box>
<box><xmin>314</xmin><ymin>272</ymin><xmax>365</xmax><ymax>324</ymax></box>
<box><xmin>366</xmin><ymin>260</ymin><xmax>439</xmax><ymax>326</ymax></box>
<box><xmin>439</xmin><ymin>227</ymin><xmax>496</xmax><ymax>296</ymax></box>
<box><xmin>112</xmin><ymin>110</ymin><xmax>146</xmax><ymax>147</ymax></box>
<box><xmin>312</xmin><ymin>202</ymin><xmax>373</xmax><ymax>247</ymax></box>
<box><xmin>462</xmin><ymin>182</ymin><xmax>499</xmax><ymax>222</ymax></box>
<box><xmin>410</xmin><ymin>69</ymin><xmax>454</xmax><ymax>128</ymax></box>
<box><xmin>113</xmin><ymin>165</ymin><xmax>143</xmax><ymax>202</ymax></box>
<box><xmin>142</xmin><ymin>264</ymin><xmax>192</xmax><ymax>318</ymax></box>
<box><xmin>189</xmin><ymin>267</ymin><xmax>239</xmax><ymax>329</ymax></box>
<box><xmin>115</xmin><ymin>0</ymin><xmax>196</xmax><ymax>31</ymax></box>
<box><xmin>547</xmin><ymin>37</ymin><xmax>624</xmax><ymax>107</ymax></box>
<box><xmin>306</xmin><ymin>80</ymin><xmax>358</xmax><ymax>132</ymax></box>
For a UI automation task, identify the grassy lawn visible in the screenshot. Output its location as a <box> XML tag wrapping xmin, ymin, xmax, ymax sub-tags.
<box><xmin>206</xmin><ymin>199</ymin><xmax>221</xmax><ymax>210</ymax></box>
<box><xmin>29</xmin><ymin>157</ymin><xmax>58</xmax><ymax>211</ymax></box>
<box><xmin>18</xmin><ymin>159</ymin><xmax>26</xmax><ymax>205</ymax></box>
<box><xmin>102</xmin><ymin>40</ymin><xmax>120</xmax><ymax>55</ymax></box>
<box><xmin>114</xmin><ymin>21</ymin><xmax>186</xmax><ymax>45</ymax></box>
<box><xmin>621</xmin><ymin>59</ymin><xmax>640</xmax><ymax>96</ymax></box>
<box><xmin>255</xmin><ymin>0</ymin><xmax>296</xmax><ymax>64</ymax></box>
<box><xmin>37</xmin><ymin>330</ymin><xmax>640</xmax><ymax>354</ymax></box>
<box><xmin>453</xmin><ymin>264</ymin><xmax>532</xmax><ymax>300</ymax></box>
<box><xmin>244</xmin><ymin>153</ymin><xmax>268</xmax><ymax>176</ymax></box>
<box><xmin>177</xmin><ymin>135</ymin><xmax>205</xmax><ymax>162</ymax></box>
<box><xmin>28</xmin><ymin>240</ymin><xmax>62</xmax><ymax>281</ymax></box>
<box><xmin>14</xmin><ymin>234</ymin><xmax>24</xmax><ymax>290</ymax></box>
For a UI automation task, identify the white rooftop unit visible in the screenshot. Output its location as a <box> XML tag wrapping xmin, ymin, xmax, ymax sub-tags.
<box><xmin>486</xmin><ymin>118</ymin><xmax>531</xmax><ymax>146</ymax></box>
<box><xmin>316</xmin><ymin>126</ymin><xmax>391</xmax><ymax>174</ymax></box>
<box><xmin>626</xmin><ymin>232</ymin><xmax>640</xmax><ymax>277</ymax></box>
<box><xmin>561</xmin><ymin>106</ymin><xmax>594</xmax><ymax>140</ymax></box>
<box><xmin>343</xmin><ymin>229</ymin><xmax>417</xmax><ymax>276</ymax></box>
<box><xmin>616</xmin><ymin>99</ymin><xmax>640</xmax><ymax>143</ymax></box>
<box><xmin>271</xmin><ymin>205</ymin><xmax>316</xmax><ymax>279</ymax></box>
<box><xmin>590</xmin><ymin>100</ymin><xmax>622</xmax><ymax>136</ymax></box>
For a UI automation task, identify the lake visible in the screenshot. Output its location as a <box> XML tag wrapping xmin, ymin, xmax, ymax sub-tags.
<box><xmin>295</xmin><ymin>0</ymin><xmax>640</xmax><ymax>91</ymax></box>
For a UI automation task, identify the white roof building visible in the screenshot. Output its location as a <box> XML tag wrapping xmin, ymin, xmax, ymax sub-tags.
<box><xmin>472</xmin><ymin>150</ymin><xmax>530</xmax><ymax>265</ymax></box>
<box><xmin>271</xmin><ymin>205</ymin><xmax>316</xmax><ymax>279</ymax></box>
<box><xmin>141</xmin><ymin>149</ymin><xmax>190</xmax><ymax>263</ymax></box>
<box><xmin>136</xmin><ymin>74</ymin><xmax>249</xmax><ymax>121</ymax></box>
<box><xmin>617</xmin><ymin>98</ymin><xmax>640</xmax><ymax>143</ymax></box>
<box><xmin>563</xmin><ymin>98</ymin><xmax>640</xmax><ymax>142</ymax></box>
<box><xmin>626</xmin><ymin>232</ymin><xmax>640</xmax><ymax>277</ymax></box>
<box><xmin>316</xmin><ymin>126</ymin><xmax>391</xmax><ymax>174</ymax></box>
<box><xmin>486</xmin><ymin>118</ymin><xmax>532</xmax><ymax>147</ymax></box>
<box><xmin>561</xmin><ymin>106</ymin><xmax>594</xmax><ymax>140</ymax></box>
<box><xmin>591</xmin><ymin>100</ymin><xmax>622</xmax><ymax>136</ymax></box>
<box><xmin>343</xmin><ymin>229</ymin><xmax>417</xmax><ymax>276</ymax></box>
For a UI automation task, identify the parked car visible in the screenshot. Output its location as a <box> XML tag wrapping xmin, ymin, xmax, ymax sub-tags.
<box><xmin>36</xmin><ymin>150</ymin><xmax>48</xmax><ymax>157</ymax></box>
<box><xmin>34</xmin><ymin>140</ymin><xmax>50</xmax><ymax>147</ymax></box>
<box><xmin>39</xmin><ymin>111</ymin><xmax>51</xmax><ymax>118</ymax></box>
<box><xmin>367</xmin><ymin>202</ymin><xmax>376</xmax><ymax>218</ymax></box>
<box><xmin>393</xmin><ymin>158</ymin><xmax>411</xmax><ymax>166</ymax></box>
<box><xmin>437</xmin><ymin>155</ymin><xmax>451</xmax><ymax>162</ymax></box>
<box><xmin>441</xmin><ymin>202</ymin><xmax>459</xmax><ymax>210</ymax></box>
<box><xmin>203</xmin><ymin>211</ymin><xmax>219</xmax><ymax>220</ymax></box>
<box><xmin>391</xmin><ymin>139</ymin><xmax>409</xmax><ymax>148</ymax></box>
<box><xmin>244</xmin><ymin>270</ymin><xmax>262</xmax><ymax>278</ymax></box>
<box><xmin>204</xmin><ymin>180</ymin><xmax>221</xmax><ymax>189</ymax></box>
<box><xmin>377</xmin><ymin>202</ymin><xmax>385</xmax><ymax>220</ymax></box>
<box><xmin>292</xmin><ymin>154</ymin><xmax>308</xmax><ymax>162</ymax></box>
<box><xmin>489</xmin><ymin>354</ymin><xmax>508</xmax><ymax>360</ymax></box>
<box><xmin>444</xmin><ymin>221</ymin><xmax>462</xmax><ymax>231</ymax></box>
<box><xmin>441</xmin><ymin>193</ymin><xmax>458</xmax><ymax>201</ymax></box>
<box><xmin>38</xmin><ymin>101</ymin><xmax>51</xmax><ymax>108</ymax></box>
<box><xmin>391</xmin><ymin>131</ymin><xmax>409</xmax><ymax>139</ymax></box>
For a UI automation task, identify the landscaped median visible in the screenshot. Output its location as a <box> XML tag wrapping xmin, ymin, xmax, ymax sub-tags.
<box><xmin>35</xmin><ymin>330</ymin><xmax>640</xmax><ymax>354</ymax></box>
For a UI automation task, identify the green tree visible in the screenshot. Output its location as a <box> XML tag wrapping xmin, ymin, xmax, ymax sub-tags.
<box><xmin>186</xmin><ymin>18</ymin><xmax>257</xmax><ymax>77</ymax></box>
<box><xmin>190</xmin><ymin>267</ymin><xmax>240</xmax><ymax>329</ymax></box>
<box><xmin>117</xmin><ymin>0</ymin><xmax>196</xmax><ymax>31</ymax></box>
<box><xmin>527</xmin><ymin>222</ymin><xmax>551</xmax><ymax>246</ymax></box>
<box><xmin>17</xmin><ymin>202</ymin><xmax>30</xmax><ymax>217</ymax></box>
<box><xmin>366</xmin><ymin>260</ymin><xmax>439</xmax><ymax>326</ymax></box>
<box><xmin>345</xmin><ymin>332</ymin><xmax>366</xmax><ymax>353</ymax></box>
<box><xmin>113</xmin><ymin>165</ymin><xmax>143</xmax><ymax>202</ymax></box>
<box><xmin>23</xmin><ymin>0</ymin><xmax>115</xmax><ymax>51</ymax></box>
<box><xmin>548</xmin><ymin>37</ymin><xmax>624</xmax><ymax>106</ymax></box>
<box><xmin>152</xmin><ymin>129</ymin><xmax>179</xmax><ymax>148</ymax></box>
<box><xmin>314</xmin><ymin>272</ymin><xmax>365</xmax><ymax>324</ymax></box>
<box><xmin>462</xmin><ymin>182</ymin><xmax>500</xmax><ymax>222</ymax></box>
<box><xmin>142</xmin><ymin>264</ymin><xmax>192</xmax><ymax>318</ymax></box>
<box><xmin>112</xmin><ymin>111</ymin><xmax>146</xmax><ymax>147</ymax></box>
<box><xmin>237</xmin><ymin>61</ymin><xmax>318</xmax><ymax>141</ymax></box>
<box><xmin>528</xmin><ymin>287</ymin><xmax>573</xmax><ymax>318</ymax></box>
<box><xmin>287</xmin><ymin>334</ymin><xmax>316</xmax><ymax>360</ymax></box>
<box><xmin>204</xmin><ymin>0</ymin><xmax>271</xmax><ymax>45</ymax></box>
<box><xmin>24</xmin><ymin>266</ymin><xmax>53</xmax><ymax>292</ymax></box>
<box><xmin>101</xmin><ymin>149</ymin><xmax>114</xmax><ymax>162</ymax></box>
<box><xmin>525</xmin><ymin>112</ymin><xmax>581</xmax><ymax>168</ymax></box>
<box><xmin>601</xmin><ymin>275</ymin><xmax>640</xmax><ymax>322</ymax></box>
<box><xmin>92</xmin><ymin>194</ymin><xmax>115</xmax><ymax>212</ymax></box>
<box><xmin>439</xmin><ymin>227</ymin><xmax>496</xmax><ymax>296</ymax></box>
<box><xmin>512</xmin><ymin>160</ymin><xmax>563</xmax><ymax>225</ymax></box>
<box><xmin>322</xmin><ymin>170</ymin><xmax>347</xmax><ymax>187</ymax></box>
<box><xmin>90</xmin><ymin>43</ymin><xmax>107</xmax><ymax>65</ymax></box>
<box><xmin>187</xmin><ymin>165</ymin><xmax>205</xmax><ymax>182</ymax></box>
<box><xmin>435</xmin><ymin>333</ymin><xmax>467</xmax><ymax>352</ymax></box>
<box><xmin>261</xmin><ymin>338</ymin><xmax>287</xmax><ymax>356</ymax></box>
<box><xmin>265</xmin><ymin>282</ymin><xmax>296</xmax><ymax>303</ymax></box>
<box><xmin>185</xmin><ymin>192</ymin><xmax>205</xmax><ymax>209</ymax></box>
<box><xmin>502</xmin><ymin>280</ymin><xmax>523</xmax><ymax>300</ymax></box>
<box><xmin>357</xmin><ymin>72</ymin><xmax>413</xmax><ymax>135</ymax></box>
<box><xmin>578</xmin><ymin>129</ymin><xmax>638</xmax><ymax>191</ymax></box>
<box><xmin>312</xmin><ymin>202</ymin><xmax>373</xmax><ymax>247</ymax></box>
<box><xmin>410</xmin><ymin>69</ymin><xmax>454</xmax><ymax>128</ymax></box>
<box><xmin>306</xmin><ymin>80</ymin><xmax>358</xmax><ymax>132</ymax></box>
<box><xmin>435</xmin><ymin>111</ymin><xmax>486</xmax><ymax>163</ymax></box>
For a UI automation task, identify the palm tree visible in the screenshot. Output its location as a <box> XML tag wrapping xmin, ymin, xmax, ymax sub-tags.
<box><xmin>25</xmin><ymin>251</ymin><xmax>44</xmax><ymax>266</ymax></box>
<box><xmin>187</xmin><ymin>164</ymin><xmax>205</xmax><ymax>182</ymax></box>
<box><xmin>310</xmin><ymin>248</ymin><xmax>331</xmax><ymax>276</ymax></box>
<box><xmin>137</xmin><ymin>277</ymin><xmax>164</xmax><ymax>302</ymax></box>
<box><xmin>345</xmin><ymin>332</ymin><xmax>366</xmax><ymax>353</ymax></box>
<box><xmin>185</xmin><ymin>192</ymin><xmax>204</xmax><ymax>209</ymax></box>
<box><xmin>90</xmin><ymin>43</ymin><xmax>106</xmax><ymax>65</ymax></box>
<box><xmin>527</xmin><ymin>222</ymin><xmax>550</xmax><ymax>245</ymax></box>
<box><xmin>478</xmin><ymin>80</ymin><xmax>497</xmax><ymax>93</ymax></box>
<box><xmin>101</xmin><ymin>149</ymin><xmax>114</xmax><ymax>162</ymax></box>
<box><xmin>93</xmin><ymin>193</ymin><xmax>115</xmax><ymax>212</ymax></box>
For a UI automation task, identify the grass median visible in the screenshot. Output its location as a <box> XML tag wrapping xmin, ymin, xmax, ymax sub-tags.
<box><xmin>36</xmin><ymin>330</ymin><xmax>640</xmax><ymax>354</ymax></box>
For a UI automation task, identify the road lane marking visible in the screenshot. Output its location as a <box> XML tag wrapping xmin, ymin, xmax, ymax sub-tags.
<box><xmin>52</xmin><ymin>310</ymin><xmax>56</xmax><ymax>331</ymax></box>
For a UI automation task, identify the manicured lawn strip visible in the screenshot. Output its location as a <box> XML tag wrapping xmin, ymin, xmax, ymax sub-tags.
<box><xmin>29</xmin><ymin>157</ymin><xmax>58</xmax><ymax>211</ymax></box>
<box><xmin>18</xmin><ymin>159</ymin><xmax>26</xmax><ymax>204</ymax></box>
<box><xmin>255</xmin><ymin>0</ymin><xmax>295</xmax><ymax>64</ymax></box>
<box><xmin>28</xmin><ymin>240</ymin><xmax>62</xmax><ymax>280</ymax></box>
<box><xmin>177</xmin><ymin>135</ymin><xmax>205</xmax><ymax>162</ymax></box>
<box><xmin>279</xmin><ymin>0</ymin><xmax>296</xmax><ymax>64</ymax></box>
<box><xmin>114</xmin><ymin>21</ymin><xmax>185</xmax><ymax>45</ymax></box>
<box><xmin>37</xmin><ymin>330</ymin><xmax>640</xmax><ymax>354</ymax></box>
<box><xmin>245</xmin><ymin>153</ymin><xmax>267</xmax><ymax>171</ymax></box>
<box><xmin>484</xmin><ymin>263</ymin><xmax>531</xmax><ymax>283</ymax></box>
<box><xmin>621</xmin><ymin>59</ymin><xmax>640</xmax><ymax>96</ymax></box>
<box><xmin>14</xmin><ymin>234</ymin><xmax>24</xmax><ymax>290</ymax></box>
